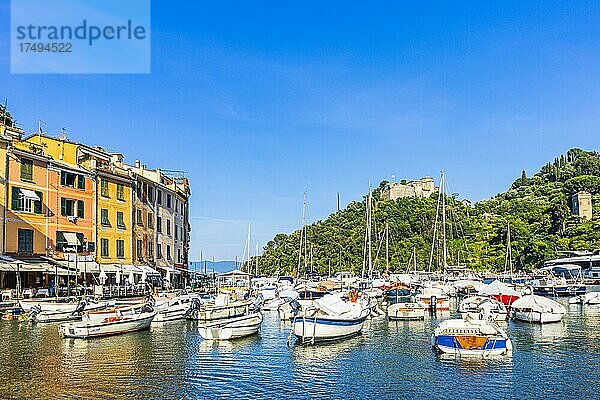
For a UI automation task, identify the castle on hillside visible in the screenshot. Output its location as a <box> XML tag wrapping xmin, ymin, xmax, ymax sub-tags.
<box><xmin>381</xmin><ymin>177</ymin><xmax>437</xmax><ymax>201</ymax></box>
<box><xmin>572</xmin><ymin>191</ymin><xmax>593</xmax><ymax>220</ymax></box>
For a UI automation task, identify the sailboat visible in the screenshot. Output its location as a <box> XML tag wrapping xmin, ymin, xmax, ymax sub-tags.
<box><xmin>418</xmin><ymin>171</ymin><xmax>451</xmax><ymax>311</ymax></box>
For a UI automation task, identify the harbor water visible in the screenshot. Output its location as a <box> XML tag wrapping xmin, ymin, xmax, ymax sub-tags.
<box><xmin>1</xmin><ymin>299</ymin><xmax>599</xmax><ymax>399</ymax></box>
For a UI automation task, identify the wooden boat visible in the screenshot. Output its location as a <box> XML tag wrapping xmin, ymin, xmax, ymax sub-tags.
<box><xmin>58</xmin><ymin>305</ymin><xmax>156</xmax><ymax>338</ymax></box>
<box><xmin>292</xmin><ymin>293</ymin><xmax>370</xmax><ymax>344</ymax></box>
<box><xmin>387</xmin><ymin>302</ymin><xmax>426</xmax><ymax>320</ymax></box>
<box><xmin>198</xmin><ymin>312</ymin><xmax>263</xmax><ymax>340</ymax></box>
<box><xmin>416</xmin><ymin>287</ymin><xmax>450</xmax><ymax>311</ymax></box>
<box><xmin>510</xmin><ymin>295</ymin><xmax>566</xmax><ymax>324</ymax></box>
<box><xmin>432</xmin><ymin>317</ymin><xmax>513</xmax><ymax>356</ymax></box>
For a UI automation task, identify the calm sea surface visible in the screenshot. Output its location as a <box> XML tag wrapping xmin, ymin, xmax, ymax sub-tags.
<box><xmin>1</xmin><ymin>298</ymin><xmax>599</xmax><ymax>400</ymax></box>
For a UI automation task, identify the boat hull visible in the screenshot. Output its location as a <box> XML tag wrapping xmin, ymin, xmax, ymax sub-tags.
<box><xmin>198</xmin><ymin>313</ymin><xmax>263</xmax><ymax>340</ymax></box>
<box><xmin>511</xmin><ymin>310</ymin><xmax>564</xmax><ymax>324</ymax></box>
<box><xmin>432</xmin><ymin>334</ymin><xmax>512</xmax><ymax>356</ymax></box>
<box><xmin>59</xmin><ymin>312</ymin><xmax>156</xmax><ymax>338</ymax></box>
<box><xmin>292</xmin><ymin>314</ymin><xmax>368</xmax><ymax>342</ymax></box>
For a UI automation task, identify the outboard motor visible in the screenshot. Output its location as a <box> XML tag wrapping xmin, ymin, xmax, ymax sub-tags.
<box><xmin>28</xmin><ymin>305</ymin><xmax>42</xmax><ymax>321</ymax></box>
<box><xmin>289</xmin><ymin>299</ymin><xmax>301</xmax><ymax>315</ymax></box>
<box><xmin>71</xmin><ymin>300</ymin><xmax>87</xmax><ymax>316</ymax></box>
<box><xmin>252</xmin><ymin>293</ymin><xmax>264</xmax><ymax>311</ymax></box>
<box><xmin>183</xmin><ymin>298</ymin><xmax>202</xmax><ymax>319</ymax></box>
<box><xmin>145</xmin><ymin>294</ymin><xmax>156</xmax><ymax>307</ymax></box>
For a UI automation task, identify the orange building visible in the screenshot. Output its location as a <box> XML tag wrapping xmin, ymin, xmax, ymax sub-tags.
<box><xmin>5</xmin><ymin>142</ymin><xmax>51</xmax><ymax>257</ymax></box>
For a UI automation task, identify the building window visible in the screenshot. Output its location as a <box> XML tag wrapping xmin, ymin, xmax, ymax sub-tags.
<box><xmin>56</xmin><ymin>231</ymin><xmax>84</xmax><ymax>252</ymax></box>
<box><xmin>166</xmin><ymin>219</ymin><xmax>171</xmax><ymax>235</ymax></box>
<box><xmin>148</xmin><ymin>187</ymin><xmax>154</xmax><ymax>203</ymax></box>
<box><xmin>157</xmin><ymin>216</ymin><xmax>162</xmax><ymax>233</ymax></box>
<box><xmin>147</xmin><ymin>212</ymin><xmax>154</xmax><ymax>229</ymax></box>
<box><xmin>116</xmin><ymin>183</ymin><xmax>125</xmax><ymax>201</ymax></box>
<box><xmin>137</xmin><ymin>240</ymin><xmax>143</xmax><ymax>260</ymax></box>
<box><xmin>100</xmin><ymin>179</ymin><xmax>109</xmax><ymax>197</ymax></box>
<box><xmin>117</xmin><ymin>211</ymin><xmax>125</xmax><ymax>228</ymax></box>
<box><xmin>61</xmin><ymin>171</ymin><xmax>85</xmax><ymax>189</ymax></box>
<box><xmin>178</xmin><ymin>249</ymin><xmax>182</xmax><ymax>263</ymax></box>
<box><xmin>18</xmin><ymin>229</ymin><xmax>34</xmax><ymax>254</ymax></box>
<box><xmin>116</xmin><ymin>240</ymin><xmax>125</xmax><ymax>258</ymax></box>
<box><xmin>100</xmin><ymin>238</ymin><xmax>109</xmax><ymax>258</ymax></box>
<box><xmin>167</xmin><ymin>245</ymin><xmax>171</xmax><ymax>261</ymax></box>
<box><xmin>157</xmin><ymin>190</ymin><xmax>162</xmax><ymax>205</ymax></box>
<box><xmin>136</xmin><ymin>209</ymin><xmax>143</xmax><ymax>226</ymax></box>
<box><xmin>11</xmin><ymin>187</ymin><xmax>43</xmax><ymax>214</ymax></box>
<box><xmin>157</xmin><ymin>244</ymin><xmax>162</xmax><ymax>259</ymax></box>
<box><xmin>61</xmin><ymin>198</ymin><xmax>84</xmax><ymax>218</ymax></box>
<box><xmin>20</xmin><ymin>158</ymin><xmax>33</xmax><ymax>181</ymax></box>
<box><xmin>166</xmin><ymin>193</ymin><xmax>172</xmax><ymax>208</ymax></box>
<box><xmin>175</xmin><ymin>224</ymin><xmax>178</xmax><ymax>240</ymax></box>
<box><xmin>148</xmin><ymin>242</ymin><xmax>154</xmax><ymax>260</ymax></box>
<box><xmin>101</xmin><ymin>208</ymin><xmax>110</xmax><ymax>226</ymax></box>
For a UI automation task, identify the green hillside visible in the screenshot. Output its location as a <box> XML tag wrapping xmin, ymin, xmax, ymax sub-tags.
<box><xmin>251</xmin><ymin>148</ymin><xmax>600</xmax><ymax>276</ymax></box>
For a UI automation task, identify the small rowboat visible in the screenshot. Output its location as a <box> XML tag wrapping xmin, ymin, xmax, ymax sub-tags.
<box><xmin>198</xmin><ymin>312</ymin><xmax>263</xmax><ymax>340</ymax></box>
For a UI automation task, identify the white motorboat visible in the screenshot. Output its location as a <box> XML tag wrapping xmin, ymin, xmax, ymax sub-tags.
<box><xmin>457</xmin><ymin>296</ymin><xmax>508</xmax><ymax>322</ymax></box>
<box><xmin>152</xmin><ymin>294</ymin><xmax>200</xmax><ymax>324</ymax></box>
<box><xmin>58</xmin><ymin>305</ymin><xmax>156</xmax><ymax>338</ymax></box>
<box><xmin>569</xmin><ymin>291</ymin><xmax>600</xmax><ymax>305</ymax></box>
<box><xmin>189</xmin><ymin>294</ymin><xmax>251</xmax><ymax>322</ymax></box>
<box><xmin>387</xmin><ymin>302</ymin><xmax>426</xmax><ymax>321</ymax></box>
<box><xmin>28</xmin><ymin>299</ymin><xmax>109</xmax><ymax>323</ymax></box>
<box><xmin>292</xmin><ymin>293</ymin><xmax>370</xmax><ymax>344</ymax></box>
<box><xmin>432</xmin><ymin>316</ymin><xmax>513</xmax><ymax>357</ymax></box>
<box><xmin>198</xmin><ymin>312</ymin><xmax>263</xmax><ymax>340</ymax></box>
<box><xmin>510</xmin><ymin>295</ymin><xmax>566</xmax><ymax>324</ymax></box>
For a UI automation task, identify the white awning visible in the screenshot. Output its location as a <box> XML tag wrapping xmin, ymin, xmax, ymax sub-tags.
<box><xmin>136</xmin><ymin>265</ymin><xmax>161</xmax><ymax>276</ymax></box>
<box><xmin>62</xmin><ymin>232</ymin><xmax>80</xmax><ymax>246</ymax></box>
<box><xmin>20</xmin><ymin>188</ymin><xmax>40</xmax><ymax>201</ymax></box>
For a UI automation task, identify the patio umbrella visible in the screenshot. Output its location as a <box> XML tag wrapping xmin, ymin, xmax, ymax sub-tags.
<box><xmin>99</xmin><ymin>269</ymin><xmax>107</xmax><ymax>285</ymax></box>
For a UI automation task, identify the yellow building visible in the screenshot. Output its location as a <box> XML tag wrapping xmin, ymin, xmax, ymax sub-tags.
<box><xmin>95</xmin><ymin>164</ymin><xmax>133</xmax><ymax>266</ymax></box>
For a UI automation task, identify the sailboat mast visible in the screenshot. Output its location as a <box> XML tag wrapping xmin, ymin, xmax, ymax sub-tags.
<box><xmin>413</xmin><ymin>246</ymin><xmax>417</xmax><ymax>271</ymax></box>
<box><xmin>385</xmin><ymin>222</ymin><xmax>389</xmax><ymax>274</ymax></box>
<box><xmin>255</xmin><ymin>241</ymin><xmax>259</xmax><ymax>276</ymax></box>
<box><xmin>368</xmin><ymin>184</ymin><xmax>373</xmax><ymax>278</ymax></box>
<box><xmin>441</xmin><ymin>171</ymin><xmax>448</xmax><ymax>271</ymax></box>
<box><xmin>303</xmin><ymin>192</ymin><xmax>308</xmax><ymax>275</ymax></box>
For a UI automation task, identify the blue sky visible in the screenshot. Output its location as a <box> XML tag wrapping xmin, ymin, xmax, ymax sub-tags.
<box><xmin>1</xmin><ymin>1</ymin><xmax>600</xmax><ymax>260</ymax></box>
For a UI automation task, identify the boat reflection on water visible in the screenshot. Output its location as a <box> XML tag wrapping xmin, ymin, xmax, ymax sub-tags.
<box><xmin>198</xmin><ymin>333</ymin><xmax>261</xmax><ymax>354</ymax></box>
<box><xmin>526</xmin><ymin>321</ymin><xmax>569</xmax><ymax>345</ymax></box>
<box><xmin>290</xmin><ymin>334</ymin><xmax>364</xmax><ymax>365</ymax></box>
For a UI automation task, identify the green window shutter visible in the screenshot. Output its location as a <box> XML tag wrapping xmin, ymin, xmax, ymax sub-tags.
<box><xmin>77</xmin><ymin>175</ymin><xmax>85</xmax><ymax>189</ymax></box>
<box><xmin>60</xmin><ymin>171</ymin><xmax>67</xmax><ymax>186</ymax></box>
<box><xmin>34</xmin><ymin>191</ymin><xmax>43</xmax><ymax>214</ymax></box>
<box><xmin>11</xmin><ymin>187</ymin><xmax>19</xmax><ymax>210</ymax></box>
<box><xmin>77</xmin><ymin>200</ymin><xmax>84</xmax><ymax>218</ymax></box>
<box><xmin>60</xmin><ymin>198</ymin><xmax>66</xmax><ymax>216</ymax></box>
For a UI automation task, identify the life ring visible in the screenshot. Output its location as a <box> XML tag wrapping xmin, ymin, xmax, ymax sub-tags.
<box><xmin>348</xmin><ymin>289</ymin><xmax>358</xmax><ymax>303</ymax></box>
